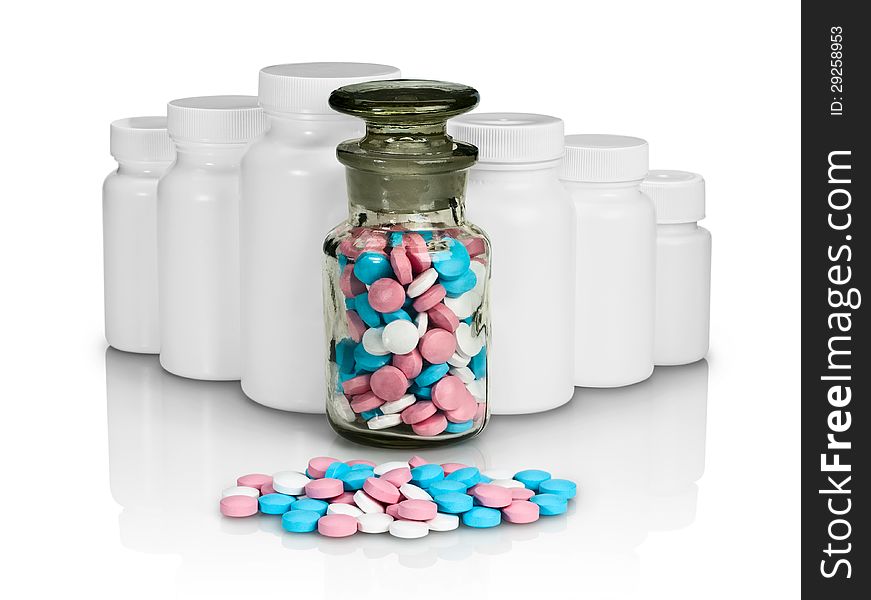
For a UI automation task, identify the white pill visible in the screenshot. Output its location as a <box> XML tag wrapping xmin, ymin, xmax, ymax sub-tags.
<box><xmin>455</xmin><ymin>322</ymin><xmax>484</xmax><ymax>356</ymax></box>
<box><xmin>466</xmin><ymin>379</ymin><xmax>486</xmax><ymax>402</ymax></box>
<box><xmin>357</xmin><ymin>512</ymin><xmax>394</xmax><ymax>533</ymax></box>
<box><xmin>414</xmin><ymin>311</ymin><xmax>428</xmax><ymax>337</ymax></box>
<box><xmin>449</xmin><ymin>366</ymin><xmax>475</xmax><ymax>384</ymax></box>
<box><xmin>482</xmin><ymin>469</ymin><xmax>514</xmax><ymax>480</ymax></box>
<box><xmin>272</xmin><ymin>471</ymin><xmax>311</xmax><ymax>496</ymax></box>
<box><xmin>389</xmin><ymin>519</ymin><xmax>429</xmax><ymax>539</ymax></box>
<box><xmin>362</xmin><ymin>326</ymin><xmax>390</xmax><ymax>355</ymax></box>
<box><xmin>444</xmin><ymin>291</ymin><xmax>479</xmax><ymax>320</ymax></box>
<box><xmin>399</xmin><ymin>482</ymin><xmax>432</xmax><ymax>501</ymax></box>
<box><xmin>353</xmin><ymin>490</ymin><xmax>385</xmax><ymax>514</ymax></box>
<box><xmin>489</xmin><ymin>478</ymin><xmax>525</xmax><ymax>489</ymax></box>
<box><xmin>426</xmin><ymin>513</ymin><xmax>459</xmax><ymax>532</ymax></box>
<box><xmin>374</xmin><ymin>460</ymin><xmax>410</xmax><ymax>476</ymax></box>
<box><xmin>407</xmin><ymin>268</ymin><xmax>438</xmax><ymax>298</ymax></box>
<box><xmin>380</xmin><ymin>393</ymin><xmax>416</xmax><ymax>415</ymax></box>
<box><xmin>327</xmin><ymin>503</ymin><xmax>364</xmax><ymax>518</ymax></box>
<box><xmin>222</xmin><ymin>485</ymin><xmax>260</xmax><ymax>498</ymax></box>
<box><xmin>470</xmin><ymin>260</ymin><xmax>486</xmax><ymax>296</ymax></box>
<box><xmin>447</xmin><ymin>350</ymin><xmax>471</xmax><ymax>367</ymax></box>
<box><xmin>382</xmin><ymin>319</ymin><xmax>419</xmax><ymax>354</ymax></box>
<box><xmin>367</xmin><ymin>413</ymin><xmax>402</xmax><ymax>430</ymax></box>
<box><xmin>330</xmin><ymin>393</ymin><xmax>356</xmax><ymax>423</ymax></box>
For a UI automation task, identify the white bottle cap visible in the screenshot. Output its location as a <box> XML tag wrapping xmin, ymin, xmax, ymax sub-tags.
<box><xmin>642</xmin><ymin>170</ymin><xmax>706</xmax><ymax>224</ymax></box>
<box><xmin>447</xmin><ymin>113</ymin><xmax>564</xmax><ymax>164</ymax></box>
<box><xmin>109</xmin><ymin>116</ymin><xmax>174</xmax><ymax>162</ymax></box>
<box><xmin>166</xmin><ymin>95</ymin><xmax>266</xmax><ymax>144</ymax></box>
<box><xmin>258</xmin><ymin>62</ymin><xmax>401</xmax><ymax>115</ymax></box>
<box><xmin>560</xmin><ymin>134</ymin><xmax>649</xmax><ymax>183</ymax></box>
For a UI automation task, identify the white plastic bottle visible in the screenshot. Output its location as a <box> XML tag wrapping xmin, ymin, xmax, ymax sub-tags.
<box><xmin>560</xmin><ymin>135</ymin><xmax>655</xmax><ymax>388</ymax></box>
<box><xmin>641</xmin><ymin>170</ymin><xmax>711</xmax><ymax>365</ymax></box>
<box><xmin>447</xmin><ymin>113</ymin><xmax>575</xmax><ymax>414</ymax></box>
<box><xmin>103</xmin><ymin>117</ymin><xmax>175</xmax><ymax>354</ymax></box>
<box><xmin>240</xmin><ymin>62</ymin><xmax>400</xmax><ymax>412</ymax></box>
<box><xmin>158</xmin><ymin>96</ymin><xmax>266</xmax><ymax>381</ymax></box>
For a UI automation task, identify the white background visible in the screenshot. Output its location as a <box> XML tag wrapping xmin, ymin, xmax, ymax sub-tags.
<box><xmin>0</xmin><ymin>1</ymin><xmax>801</xmax><ymax>598</ymax></box>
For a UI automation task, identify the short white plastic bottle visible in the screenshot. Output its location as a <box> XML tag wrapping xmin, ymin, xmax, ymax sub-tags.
<box><xmin>641</xmin><ymin>170</ymin><xmax>711</xmax><ymax>365</ymax></box>
<box><xmin>447</xmin><ymin>113</ymin><xmax>575</xmax><ymax>414</ymax></box>
<box><xmin>560</xmin><ymin>135</ymin><xmax>655</xmax><ymax>388</ymax></box>
<box><xmin>103</xmin><ymin>117</ymin><xmax>175</xmax><ymax>354</ymax></box>
<box><xmin>158</xmin><ymin>96</ymin><xmax>266</xmax><ymax>381</ymax></box>
<box><xmin>240</xmin><ymin>62</ymin><xmax>400</xmax><ymax>413</ymax></box>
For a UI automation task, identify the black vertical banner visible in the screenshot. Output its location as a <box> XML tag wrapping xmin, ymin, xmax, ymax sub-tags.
<box><xmin>802</xmin><ymin>2</ymin><xmax>868</xmax><ymax>597</ymax></box>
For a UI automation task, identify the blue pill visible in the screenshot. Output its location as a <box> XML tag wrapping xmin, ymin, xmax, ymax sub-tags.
<box><xmin>410</xmin><ymin>464</ymin><xmax>445</xmax><ymax>488</ymax></box>
<box><xmin>338</xmin><ymin>254</ymin><xmax>348</xmax><ymax>269</ymax></box>
<box><xmin>432</xmin><ymin>238</ymin><xmax>471</xmax><ymax>279</ymax></box>
<box><xmin>383</xmin><ymin>309</ymin><xmax>412</xmax><ymax>323</ymax></box>
<box><xmin>446</xmin><ymin>467</ymin><xmax>481</xmax><ymax>487</ymax></box>
<box><xmin>530</xmin><ymin>493</ymin><xmax>568</xmax><ymax>516</ymax></box>
<box><xmin>462</xmin><ymin>506</ymin><xmax>501</xmax><ymax>528</ymax></box>
<box><xmin>470</xmin><ymin>348</ymin><xmax>486</xmax><ymax>379</ymax></box>
<box><xmin>538</xmin><ymin>479</ymin><xmax>577</xmax><ymax>500</ymax></box>
<box><xmin>441</xmin><ymin>268</ymin><xmax>477</xmax><ymax>297</ymax></box>
<box><xmin>414</xmin><ymin>230</ymin><xmax>434</xmax><ymax>241</ymax></box>
<box><xmin>340</xmin><ymin>468</ymin><xmax>371</xmax><ymax>491</ymax></box>
<box><xmin>325</xmin><ymin>461</ymin><xmax>351</xmax><ymax>479</ymax></box>
<box><xmin>258</xmin><ymin>493</ymin><xmax>296</xmax><ymax>515</ymax></box>
<box><xmin>354</xmin><ymin>293</ymin><xmax>382</xmax><ymax>328</ymax></box>
<box><xmin>429</xmin><ymin>479</ymin><xmax>468</xmax><ymax>495</ymax></box>
<box><xmin>354</xmin><ymin>343</ymin><xmax>391</xmax><ymax>371</ymax></box>
<box><xmin>360</xmin><ymin>408</ymin><xmax>383</xmax><ymax>421</ymax></box>
<box><xmin>415</xmin><ymin>363</ymin><xmax>450</xmax><ymax>387</ymax></box>
<box><xmin>445</xmin><ymin>419</ymin><xmax>474</xmax><ymax>433</ymax></box>
<box><xmin>354</xmin><ymin>252</ymin><xmax>393</xmax><ymax>285</ymax></box>
<box><xmin>344</xmin><ymin>297</ymin><xmax>355</xmax><ymax>310</ymax></box>
<box><xmin>292</xmin><ymin>498</ymin><xmax>329</xmax><ymax>517</ymax></box>
<box><xmin>463</xmin><ymin>316</ymin><xmax>473</xmax><ymax>325</ymax></box>
<box><xmin>434</xmin><ymin>492</ymin><xmax>474</xmax><ymax>514</ymax></box>
<box><xmin>389</xmin><ymin>232</ymin><xmax>404</xmax><ymax>247</ymax></box>
<box><xmin>350</xmin><ymin>463</ymin><xmax>375</xmax><ymax>472</ymax></box>
<box><xmin>514</xmin><ymin>469</ymin><xmax>552</xmax><ymax>491</ymax></box>
<box><xmin>410</xmin><ymin>385</ymin><xmax>432</xmax><ymax>399</ymax></box>
<box><xmin>336</xmin><ymin>339</ymin><xmax>357</xmax><ymax>374</ymax></box>
<box><xmin>281</xmin><ymin>509</ymin><xmax>320</xmax><ymax>532</ymax></box>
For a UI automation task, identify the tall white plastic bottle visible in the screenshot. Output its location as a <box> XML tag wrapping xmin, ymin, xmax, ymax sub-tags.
<box><xmin>240</xmin><ymin>63</ymin><xmax>400</xmax><ymax>412</ymax></box>
<box><xmin>560</xmin><ymin>135</ymin><xmax>655</xmax><ymax>388</ymax></box>
<box><xmin>447</xmin><ymin>113</ymin><xmax>575</xmax><ymax>414</ymax></box>
<box><xmin>641</xmin><ymin>170</ymin><xmax>711</xmax><ymax>365</ymax></box>
<box><xmin>103</xmin><ymin>117</ymin><xmax>175</xmax><ymax>354</ymax></box>
<box><xmin>158</xmin><ymin>96</ymin><xmax>266</xmax><ymax>381</ymax></box>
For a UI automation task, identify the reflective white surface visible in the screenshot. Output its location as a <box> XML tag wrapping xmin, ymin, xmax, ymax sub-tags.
<box><xmin>107</xmin><ymin>349</ymin><xmax>707</xmax><ymax>593</ymax></box>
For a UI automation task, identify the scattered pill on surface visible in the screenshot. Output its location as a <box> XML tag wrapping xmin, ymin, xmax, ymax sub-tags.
<box><xmin>222</xmin><ymin>485</ymin><xmax>260</xmax><ymax>499</ymax></box>
<box><xmin>220</xmin><ymin>495</ymin><xmax>258</xmax><ymax>517</ymax></box>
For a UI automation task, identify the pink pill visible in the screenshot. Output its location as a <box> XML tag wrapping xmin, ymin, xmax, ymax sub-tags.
<box><xmin>401</xmin><ymin>400</ymin><xmax>437</xmax><ymax>425</ymax></box>
<box><xmin>502</xmin><ymin>500</ymin><xmax>540</xmax><ymax>524</ymax></box>
<box><xmin>368</xmin><ymin>278</ymin><xmax>406</xmax><ymax>313</ymax></box>
<box><xmin>445</xmin><ymin>392</ymin><xmax>477</xmax><ymax>423</ymax></box>
<box><xmin>466</xmin><ymin>484</ymin><xmax>481</xmax><ymax>497</ymax></box>
<box><xmin>236</xmin><ymin>473</ymin><xmax>272</xmax><ymax>490</ymax></box>
<box><xmin>350</xmin><ymin>391</ymin><xmax>384</xmax><ymax>413</ymax></box>
<box><xmin>412</xmin><ymin>412</ymin><xmax>448</xmax><ymax>436</ymax></box>
<box><xmin>318</xmin><ymin>514</ymin><xmax>358</xmax><ymax>537</ymax></box>
<box><xmin>390</xmin><ymin>247</ymin><xmax>414</xmax><ymax>285</ymax></box>
<box><xmin>308</xmin><ymin>456</ymin><xmax>340</xmax><ymax>479</ymax></box>
<box><xmin>339</xmin><ymin>238</ymin><xmax>363</xmax><ymax>260</ymax></box>
<box><xmin>511</xmin><ymin>488</ymin><xmax>535</xmax><ymax>501</ymax></box>
<box><xmin>397</xmin><ymin>499</ymin><xmax>438</xmax><ymax>521</ymax></box>
<box><xmin>305</xmin><ymin>478</ymin><xmax>344</xmax><ymax>499</ymax></box>
<box><xmin>342</xmin><ymin>374</ymin><xmax>371</xmax><ymax>396</ymax></box>
<box><xmin>340</xmin><ymin>264</ymin><xmax>367</xmax><ymax>298</ymax></box>
<box><xmin>405</xmin><ymin>233</ymin><xmax>432</xmax><ymax>273</ymax></box>
<box><xmin>370</xmin><ymin>365</ymin><xmax>409</xmax><ymax>402</ymax></box>
<box><xmin>462</xmin><ymin>236</ymin><xmax>487</xmax><ymax>257</ymax></box>
<box><xmin>408</xmin><ymin>455</ymin><xmax>429</xmax><ymax>467</ymax></box>
<box><xmin>474</xmin><ymin>403</ymin><xmax>487</xmax><ymax>422</ymax></box>
<box><xmin>419</xmin><ymin>328</ymin><xmax>456</xmax><ymax>364</ymax></box>
<box><xmin>260</xmin><ymin>482</ymin><xmax>276</xmax><ymax>495</ymax></box>
<box><xmin>330</xmin><ymin>491</ymin><xmax>357</xmax><ymax>504</ymax></box>
<box><xmin>385</xmin><ymin>503</ymin><xmax>402</xmax><ymax>518</ymax></box>
<box><xmin>348</xmin><ymin>459</ymin><xmax>376</xmax><ymax>467</ymax></box>
<box><xmin>431</xmin><ymin>375</ymin><xmax>468</xmax><ymax>411</ymax></box>
<box><xmin>393</xmin><ymin>349</ymin><xmax>423</xmax><ymax>379</ymax></box>
<box><xmin>472</xmin><ymin>484</ymin><xmax>513</xmax><ymax>508</ymax></box>
<box><xmin>412</xmin><ymin>284</ymin><xmax>446</xmax><ymax>313</ymax></box>
<box><xmin>381</xmin><ymin>467</ymin><xmax>413</xmax><ymax>487</ymax></box>
<box><xmin>360</xmin><ymin>231</ymin><xmax>388</xmax><ymax>252</ymax></box>
<box><xmin>220</xmin><ymin>495</ymin><xmax>257</xmax><ymax>518</ymax></box>
<box><xmin>440</xmin><ymin>462</ymin><xmax>468</xmax><ymax>476</ymax></box>
<box><xmin>427</xmin><ymin>303</ymin><xmax>460</xmax><ymax>332</ymax></box>
<box><xmin>346</xmin><ymin>310</ymin><xmax>367</xmax><ymax>343</ymax></box>
<box><xmin>363</xmin><ymin>477</ymin><xmax>402</xmax><ymax>504</ymax></box>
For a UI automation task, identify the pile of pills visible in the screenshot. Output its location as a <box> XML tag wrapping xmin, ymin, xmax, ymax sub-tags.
<box><xmin>328</xmin><ymin>228</ymin><xmax>489</xmax><ymax>438</ymax></box>
<box><xmin>219</xmin><ymin>455</ymin><xmax>576</xmax><ymax>539</ymax></box>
